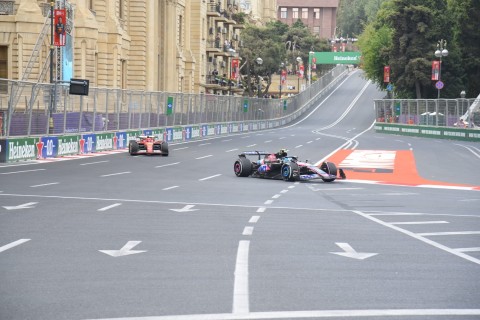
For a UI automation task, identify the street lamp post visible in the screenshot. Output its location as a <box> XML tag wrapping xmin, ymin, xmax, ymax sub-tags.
<box><xmin>296</xmin><ymin>56</ymin><xmax>303</xmax><ymax>94</ymax></box>
<box><xmin>279</xmin><ymin>62</ymin><xmax>285</xmax><ymax>99</ymax></box>
<box><xmin>255</xmin><ymin>57</ymin><xmax>263</xmax><ymax>98</ymax></box>
<box><xmin>308</xmin><ymin>51</ymin><xmax>314</xmax><ymax>87</ymax></box>
<box><xmin>435</xmin><ymin>39</ymin><xmax>448</xmax><ymax>99</ymax></box>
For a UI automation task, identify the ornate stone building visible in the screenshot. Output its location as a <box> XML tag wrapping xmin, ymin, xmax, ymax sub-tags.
<box><xmin>0</xmin><ymin>0</ymin><xmax>277</xmax><ymax>94</ymax></box>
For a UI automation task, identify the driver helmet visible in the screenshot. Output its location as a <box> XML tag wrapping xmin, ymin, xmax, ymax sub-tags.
<box><xmin>277</xmin><ymin>148</ymin><xmax>288</xmax><ymax>157</ymax></box>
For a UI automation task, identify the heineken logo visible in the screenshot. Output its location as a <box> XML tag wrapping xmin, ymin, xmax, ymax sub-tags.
<box><xmin>58</xmin><ymin>139</ymin><xmax>79</xmax><ymax>156</ymax></box>
<box><xmin>9</xmin><ymin>141</ymin><xmax>35</xmax><ymax>160</ymax></box>
<box><xmin>173</xmin><ymin>130</ymin><xmax>182</xmax><ymax>140</ymax></box>
<box><xmin>96</xmin><ymin>136</ymin><xmax>113</xmax><ymax>151</ymax></box>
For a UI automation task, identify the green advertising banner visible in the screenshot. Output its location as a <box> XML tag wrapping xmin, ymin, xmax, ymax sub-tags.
<box><xmin>310</xmin><ymin>52</ymin><xmax>361</xmax><ymax>65</ymax></box>
<box><xmin>57</xmin><ymin>135</ymin><xmax>80</xmax><ymax>156</ymax></box>
<box><xmin>7</xmin><ymin>137</ymin><xmax>37</xmax><ymax>162</ymax></box>
<box><xmin>375</xmin><ymin>123</ymin><xmax>480</xmax><ymax>142</ymax></box>
<box><xmin>95</xmin><ymin>133</ymin><xmax>115</xmax><ymax>151</ymax></box>
<box><xmin>166</xmin><ymin>96</ymin><xmax>174</xmax><ymax>115</ymax></box>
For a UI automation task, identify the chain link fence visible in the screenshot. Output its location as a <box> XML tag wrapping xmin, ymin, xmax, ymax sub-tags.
<box><xmin>0</xmin><ymin>65</ymin><xmax>347</xmax><ymax>137</ymax></box>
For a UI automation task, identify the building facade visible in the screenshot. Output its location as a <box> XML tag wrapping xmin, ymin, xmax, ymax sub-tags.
<box><xmin>0</xmin><ymin>0</ymin><xmax>277</xmax><ymax>94</ymax></box>
<box><xmin>277</xmin><ymin>0</ymin><xmax>338</xmax><ymax>39</ymax></box>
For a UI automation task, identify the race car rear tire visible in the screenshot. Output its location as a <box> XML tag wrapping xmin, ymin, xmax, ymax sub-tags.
<box><xmin>234</xmin><ymin>157</ymin><xmax>252</xmax><ymax>177</ymax></box>
<box><xmin>129</xmin><ymin>141</ymin><xmax>139</xmax><ymax>155</ymax></box>
<box><xmin>320</xmin><ymin>161</ymin><xmax>337</xmax><ymax>182</ymax></box>
<box><xmin>161</xmin><ymin>141</ymin><xmax>169</xmax><ymax>156</ymax></box>
<box><xmin>281</xmin><ymin>162</ymin><xmax>299</xmax><ymax>181</ymax></box>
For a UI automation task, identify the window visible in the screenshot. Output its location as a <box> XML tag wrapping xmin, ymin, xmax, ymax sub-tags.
<box><xmin>302</xmin><ymin>8</ymin><xmax>308</xmax><ymax>19</ymax></box>
<box><xmin>313</xmin><ymin>26</ymin><xmax>320</xmax><ymax>35</ymax></box>
<box><xmin>314</xmin><ymin>8</ymin><xmax>320</xmax><ymax>19</ymax></box>
<box><xmin>0</xmin><ymin>46</ymin><xmax>7</xmax><ymax>93</ymax></box>
<box><xmin>280</xmin><ymin>7</ymin><xmax>287</xmax><ymax>19</ymax></box>
<box><xmin>292</xmin><ymin>8</ymin><xmax>298</xmax><ymax>19</ymax></box>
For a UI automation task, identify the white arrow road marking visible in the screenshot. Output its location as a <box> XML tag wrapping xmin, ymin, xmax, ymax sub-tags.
<box><xmin>170</xmin><ymin>205</ymin><xmax>198</xmax><ymax>212</ymax></box>
<box><xmin>2</xmin><ymin>202</ymin><xmax>38</xmax><ymax>210</ymax></box>
<box><xmin>99</xmin><ymin>241</ymin><xmax>146</xmax><ymax>257</ymax></box>
<box><xmin>0</xmin><ymin>239</ymin><xmax>31</xmax><ymax>253</ymax></box>
<box><xmin>330</xmin><ymin>242</ymin><xmax>378</xmax><ymax>260</ymax></box>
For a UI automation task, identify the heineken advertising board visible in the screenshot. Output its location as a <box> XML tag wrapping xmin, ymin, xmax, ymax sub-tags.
<box><xmin>6</xmin><ymin>137</ymin><xmax>37</xmax><ymax>162</ymax></box>
<box><xmin>58</xmin><ymin>135</ymin><xmax>80</xmax><ymax>156</ymax></box>
<box><xmin>310</xmin><ymin>52</ymin><xmax>361</xmax><ymax>65</ymax></box>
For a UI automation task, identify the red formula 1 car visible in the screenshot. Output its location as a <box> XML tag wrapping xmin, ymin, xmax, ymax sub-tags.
<box><xmin>128</xmin><ymin>135</ymin><xmax>169</xmax><ymax>156</ymax></box>
<box><xmin>234</xmin><ymin>149</ymin><xmax>346</xmax><ymax>182</ymax></box>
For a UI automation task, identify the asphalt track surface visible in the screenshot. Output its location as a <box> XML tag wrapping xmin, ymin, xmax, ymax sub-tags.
<box><xmin>1</xmin><ymin>70</ymin><xmax>480</xmax><ymax>320</ymax></box>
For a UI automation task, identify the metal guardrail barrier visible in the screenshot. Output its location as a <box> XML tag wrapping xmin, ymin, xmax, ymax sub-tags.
<box><xmin>0</xmin><ymin>65</ymin><xmax>348</xmax><ymax>138</ymax></box>
<box><xmin>374</xmin><ymin>98</ymin><xmax>480</xmax><ymax>128</ymax></box>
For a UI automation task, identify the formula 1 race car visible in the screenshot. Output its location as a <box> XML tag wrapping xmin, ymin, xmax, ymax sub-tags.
<box><xmin>128</xmin><ymin>135</ymin><xmax>169</xmax><ymax>156</ymax></box>
<box><xmin>233</xmin><ymin>149</ymin><xmax>345</xmax><ymax>182</ymax></box>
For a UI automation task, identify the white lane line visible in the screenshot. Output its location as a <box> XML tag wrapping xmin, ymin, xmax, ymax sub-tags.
<box><xmin>87</xmin><ymin>309</ymin><xmax>480</xmax><ymax>319</ymax></box>
<box><xmin>307</xmin><ymin>141</ymin><xmax>313</xmax><ymax>144</ymax></box>
<box><xmin>242</xmin><ymin>226</ymin><xmax>254</xmax><ymax>236</ymax></box>
<box><xmin>1</xmin><ymin>169</ymin><xmax>46</xmax><ymax>175</ymax></box>
<box><xmin>264</xmin><ymin>140</ymin><xmax>272</xmax><ymax>143</ymax></box>
<box><xmin>390</xmin><ymin>221</ymin><xmax>449</xmax><ymax>225</ymax></box>
<box><xmin>98</xmin><ymin>203</ymin><xmax>122</xmax><ymax>212</ymax></box>
<box><xmin>232</xmin><ymin>240</ymin><xmax>250</xmax><ymax>314</ymax></box>
<box><xmin>155</xmin><ymin>162</ymin><xmax>180</xmax><ymax>168</ymax></box>
<box><xmin>173</xmin><ymin>147</ymin><xmax>189</xmax><ymax>151</ymax></box>
<box><xmin>264</xmin><ymin>200</ymin><xmax>273</xmax><ymax>205</ymax></box>
<box><xmin>454</xmin><ymin>247</ymin><xmax>480</xmax><ymax>253</ymax></box>
<box><xmin>246</xmin><ymin>144</ymin><xmax>256</xmax><ymax>147</ymax></box>
<box><xmin>199</xmin><ymin>174</ymin><xmax>221</xmax><ymax>181</ymax></box>
<box><xmin>279</xmin><ymin>137</ymin><xmax>286</xmax><ymax>140</ymax></box>
<box><xmin>315</xmin><ymin>137</ymin><xmax>321</xmax><ymax>140</ymax></box>
<box><xmin>196</xmin><ymin>155</ymin><xmax>213</xmax><ymax>160</ymax></box>
<box><xmin>226</xmin><ymin>149</ymin><xmax>239</xmax><ymax>152</ymax></box>
<box><xmin>249</xmin><ymin>216</ymin><xmax>260</xmax><ymax>223</ymax></box>
<box><xmin>272</xmin><ymin>194</ymin><xmax>281</xmax><ymax>199</ymax></box>
<box><xmin>0</xmin><ymin>239</ymin><xmax>31</xmax><ymax>253</ymax></box>
<box><xmin>162</xmin><ymin>186</ymin><xmax>179</xmax><ymax>190</ymax></box>
<box><xmin>222</xmin><ymin>139</ymin><xmax>232</xmax><ymax>142</ymax></box>
<box><xmin>288</xmin><ymin>185</ymin><xmax>295</xmax><ymax>189</ymax></box>
<box><xmin>101</xmin><ymin>172</ymin><xmax>131</xmax><ymax>177</ymax></box>
<box><xmin>256</xmin><ymin>207</ymin><xmax>266</xmax><ymax>213</ymax></box>
<box><xmin>30</xmin><ymin>182</ymin><xmax>59</xmax><ymax>188</ymax></box>
<box><xmin>353</xmin><ymin>210</ymin><xmax>480</xmax><ymax>265</ymax></box>
<box><xmin>417</xmin><ymin>231</ymin><xmax>480</xmax><ymax>236</ymax></box>
<box><xmin>295</xmin><ymin>145</ymin><xmax>303</xmax><ymax>148</ymax></box>
<box><xmin>80</xmin><ymin>160</ymin><xmax>109</xmax><ymax>166</ymax></box>
<box><xmin>280</xmin><ymin>190</ymin><xmax>289</xmax><ymax>193</ymax></box>
<box><xmin>198</xmin><ymin>143</ymin><xmax>211</xmax><ymax>146</ymax></box>
<box><xmin>369</xmin><ymin>212</ymin><xmax>427</xmax><ymax>216</ymax></box>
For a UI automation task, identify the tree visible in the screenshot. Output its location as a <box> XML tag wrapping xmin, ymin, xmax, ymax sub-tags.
<box><xmin>239</xmin><ymin>20</ymin><xmax>330</xmax><ymax>97</ymax></box>
<box><xmin>448</xmin><ymin>0</ymin><xmax>480</xmax><ymax>98</ymax></box>
<box><xmin>357</xmin><ymin>0</ymin><xmax>466</xmax><ymax>98</ymax></box>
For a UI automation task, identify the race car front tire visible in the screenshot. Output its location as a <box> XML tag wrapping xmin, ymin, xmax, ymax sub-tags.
<box><xmin>234</xmin><ymin>157</ymin><xmax>252</xmax><ymax>177</ymax></box>
<box><xmin>161</xmin><ymin>141</ymin><xmax>169</xmax><ymax>156</ymax></box>
<box><xmin>320</xmin><ymin>161</ymin><xmax>337</xmax><ymax>182</ymax></box>
<box><xmin>281</xmin><ymin>162</ymin><xmax>299</xmax><ymax>181</ymax></box>
<box><xmin>129</xmin><ymin>141</ymin><xmax>139</xmax><ymax>155</ymax></box>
